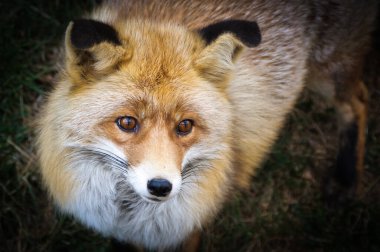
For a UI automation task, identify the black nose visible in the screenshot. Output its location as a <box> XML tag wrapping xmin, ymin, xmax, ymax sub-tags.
<box><xmin>147</xmin><ymin>178</ymin><xmax>172</xmax><ymax>197</ymax></box>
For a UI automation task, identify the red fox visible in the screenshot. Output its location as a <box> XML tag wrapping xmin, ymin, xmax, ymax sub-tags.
<box><xmin>36</xmin><ymin>0</ymin><xmax>378</xmax><ymax>251</ymax></box>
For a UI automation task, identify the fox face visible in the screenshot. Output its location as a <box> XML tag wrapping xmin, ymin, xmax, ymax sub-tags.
<box><xmin>37</xmin><ymin>18</ymin><xmax>261</xmax><ymax>248</ymax></box>
<box><xmin>68</xmin><ymin>63</ymin><xmax>229</xmax><ymax>203</ymax></box>
<box><xmin>60</xmin><ymin>65</ymin><xmax>231</xmax><ymax>248</ymax></box>
<box><xmin>63</xmin><ymin>19</ymin><xmax>244</xmax><ymax>202</ymax></box>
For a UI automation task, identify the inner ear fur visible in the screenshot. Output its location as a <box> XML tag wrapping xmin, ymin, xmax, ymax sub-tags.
<box><xmin>194</xmin><ymin>34</ymin><xmax>244</xmax><ymax>84</ymax></box>
<box><xmin>65</xmin><ymin>19</ymin><xmax>128</xmax><ymax>85</ymax></box>
<box><xmin>195</xmin><ymin>19</ymin><xmax>261</xmax><ymax>86</ymax></box>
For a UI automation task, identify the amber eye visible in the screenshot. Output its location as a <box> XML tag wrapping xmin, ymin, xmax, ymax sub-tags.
<box><xmin>177</xmin><ymin>119</ymin><xmax>193</xmax><ymax>136</ymax></box>
<box><xmin>116</xmin><ymin>116</ymin><xmax>138</xmax><ymax>132</ymax></box>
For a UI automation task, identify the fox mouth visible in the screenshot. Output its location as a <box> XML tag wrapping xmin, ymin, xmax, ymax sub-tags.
<box><xmin>121</xmin><ymin>182</ymin><xmax>172</xmax><ymax>204</ymax></box>
<box><xmin>143</xmin><ymin>196</ymin><xmax>167</xmax><ymax>203</ymax></box>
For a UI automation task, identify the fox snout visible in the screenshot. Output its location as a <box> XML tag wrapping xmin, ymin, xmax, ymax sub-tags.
<box><xmin>147</xmin><ymin>178</ymin><xmax>173</xmax><ymax>197</ymax></box>
<box><xmin>128</xmin><ymin>160</ymin><xmax>182</xmax><ymax>202</ymax></box>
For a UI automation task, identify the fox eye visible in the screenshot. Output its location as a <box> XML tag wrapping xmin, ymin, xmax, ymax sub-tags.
<box><xmin>116</xmin><ymin>116</ymin><xmax>138</xmax><ymax>132</ymax></box>
<box><xmin>177</xmin><ymin>119</ymin><xmax>193</xmax><ymax>136</ymax></box>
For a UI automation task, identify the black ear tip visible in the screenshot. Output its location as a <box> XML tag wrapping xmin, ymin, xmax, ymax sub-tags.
<box><xmin>243</xmin><ymin>21</ymin><xmax>261</xmax><ymax>47</ymax></box>
<box><xmin>198</xmin><ymin>19</ymin><xmax>262</xmax><ymax>48</ymax></box>
<box><xmin>70</xmin><ymin>19</ymin><xmax>121</xmax><ymax>50</ymax></box>
<box><xmin>70</xmin><ymin>19</ymin><xmax>96</xmax><ymax>49</ymax></box>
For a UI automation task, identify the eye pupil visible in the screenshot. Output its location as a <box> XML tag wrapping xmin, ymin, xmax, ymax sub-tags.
<box><xmin>117</xmin><ymin>116</ymin><xmax>138</xmax><ymax>132</ymax></box>
<box><xmin>177</xmin><ymin>119</ymin><xmax>193</xmax><ymax>135</ymax></box>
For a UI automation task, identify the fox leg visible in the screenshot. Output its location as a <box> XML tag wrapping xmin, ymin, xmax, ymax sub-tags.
<box><xmin>178</xmin><ymin>230</ymin><xmax>201</xmax><ymax>252</ymax></box>
<box><xmin>328</xmin><ymin>78</ymin><xmax>368</xmax><ymax>198</ymax></box>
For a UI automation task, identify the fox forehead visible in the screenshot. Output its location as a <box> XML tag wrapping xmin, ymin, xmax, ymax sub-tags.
<box><xmin>90</xmin><ymin>73</ymin><xmax>206</xmax><ymax>119</ymax></box>
<box><xmin>116</xmin><ymin>20</ymin><xmax>205</xmax><ymax>84</ymax></box>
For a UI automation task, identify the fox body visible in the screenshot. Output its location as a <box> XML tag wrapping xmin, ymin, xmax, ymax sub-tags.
<box><xmin>37</xmin><ymin>0</ymin><xmax>377</xmax><ymax>250</ymax></box>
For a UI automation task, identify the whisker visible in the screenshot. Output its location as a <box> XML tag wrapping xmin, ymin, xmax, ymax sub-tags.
<box><xmin>68</xmin><ymin>146</ymin><xmax>130</xmax><ymax>173</ymax></box>
<box><xmin>180</xmin><ymin>156</ymin><xmax>227</xmax><ymax>197</ymax></box>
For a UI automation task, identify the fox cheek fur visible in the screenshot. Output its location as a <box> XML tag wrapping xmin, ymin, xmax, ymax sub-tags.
<box><xmin>36</xmin><ymin>0</ymin><xmax>377</xmax><ymax>251</ymax></box>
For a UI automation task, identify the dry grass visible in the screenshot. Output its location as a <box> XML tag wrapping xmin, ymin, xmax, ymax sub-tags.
<box><xmin>1</xmin><ymin>1</ymin><xmax>379</xmax><ymax>251</ymax></box>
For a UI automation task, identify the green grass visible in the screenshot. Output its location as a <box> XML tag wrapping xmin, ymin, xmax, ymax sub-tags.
<box><xmin>1</xmin><ymin>1</ymin><xmax>379</xmax><ymax>251</ymax></box>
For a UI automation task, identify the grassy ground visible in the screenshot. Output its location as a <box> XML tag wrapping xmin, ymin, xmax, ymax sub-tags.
<box><xmin>1</xmin><ymin>1</ymin><xmax>379</xmax><ymax>251</ymax></box>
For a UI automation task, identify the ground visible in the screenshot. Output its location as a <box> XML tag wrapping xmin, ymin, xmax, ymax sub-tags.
<box><xmin>1</xmin><ymin>1</ymin><xmax>379</xmax><ymax>251</ymax></box>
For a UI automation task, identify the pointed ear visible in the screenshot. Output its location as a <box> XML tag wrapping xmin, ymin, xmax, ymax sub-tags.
<box><xmin>65</xmin><ymin>19</ymin><xmax>129</xmax><ymax>84</ymax></box>
<box><xmin>195</xmin><ymin>20</ymin><xmax>261</xmax><ymax>86</ymax></box>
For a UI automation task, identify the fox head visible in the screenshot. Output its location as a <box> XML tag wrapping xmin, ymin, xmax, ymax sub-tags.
<box><xmin>39</xmin><ymin>18</ymin><xmax>260</xmax><ymax>209</ymax></box>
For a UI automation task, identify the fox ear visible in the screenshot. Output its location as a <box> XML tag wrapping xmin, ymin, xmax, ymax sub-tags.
<box><xmin>65</xmin><ymin>19</ymin><xmax>128</xmax><ymax>84</ymax></box>
<box><xmin>195</xmin><ymin>20</ymin><xmax>261</xmax><ymax>86</ymax></box>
